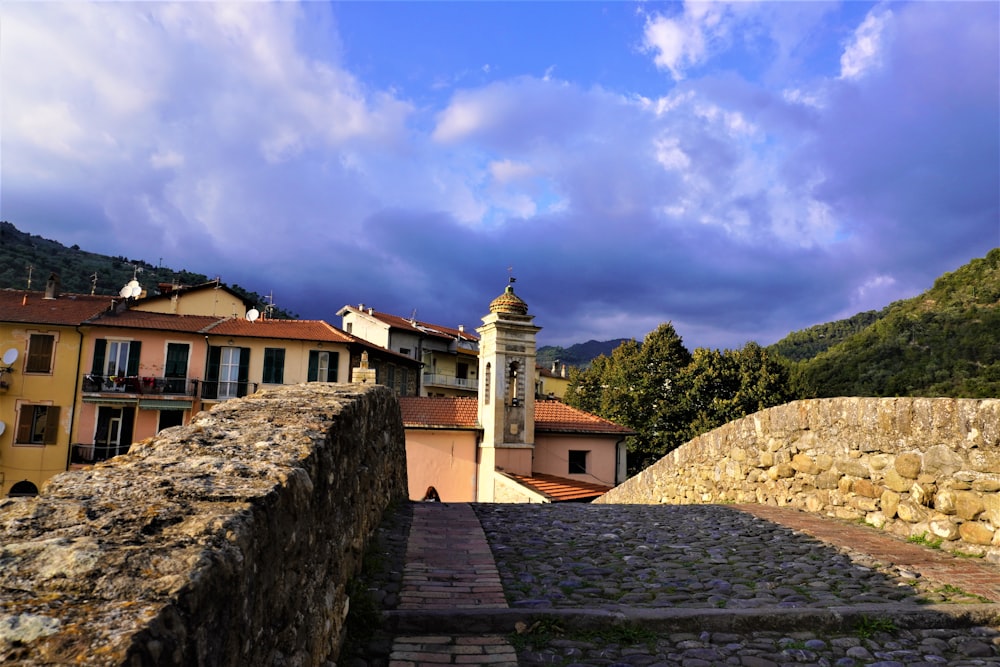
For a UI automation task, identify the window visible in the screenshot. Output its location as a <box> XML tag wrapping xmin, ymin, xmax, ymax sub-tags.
<box><xmin>91</xmin><ymin>339</ymin><xmax>142</xmax><ymax>380</ymax></box>
<box><xmin>204</xmin><ymin>346</ymin><xmax>250</xmax><ymax>400</ymax></box>
<box><xmin>262</xmin><ymin>348</ymin><xmax>285</xmax><ymax>384</ymax></box>
<box><xmin>308</xmin><ymin>350</ymin><xmax>339</xmax><ymax>382</ymax></box>
<box><xmin>456</xmin><ymin>362</ymin><xmax>469</xmax><ymax>380</ymax></box>
<box><xmin>163</xmin><ymin>343</ymin><xmax>190</xmax><ymax>393</ymax></box>
<box><xmin>387</xmin><ymin>365</ymin><xmax>396</xmax><ymax>391</ymax></box>
<box><xmin>484</xmin><ymin>363</ymin><xmax>491</xmax><ymax>405</ymax></box>
<box><xmin>568</xmin><ymin>450</ymin><xmax>589</xmax><ymax>475</ymax></box>
<box><xmin>399</xmin><ymin>347</ymin><xmax>411</xmax><ymax>356</ymax></box>
<box><xmin>346</xmin><ymin>322</ymin><xmax>353</xmax><ymax>334</ymax></box>
<box><xmin>219</xmin><ymin>347</ymin><xmax>241</xmax><ymax>399</ymax></box>
<box><xmin>25</xmin><ymin>334</ymin><xmax>55</xmax><ymax>374</ymax></box>
<box><xmin>508</xmin><ymin>360</ymin><xmax>521</xmax><ymax>406</ymax></box>
<box><xmin>15</xmin><ymin>405</ymin><xmax>60</xmax><ymax>445</ymax></box>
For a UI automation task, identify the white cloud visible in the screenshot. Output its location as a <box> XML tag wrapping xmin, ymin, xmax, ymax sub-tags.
<box><xmin>641</xmin><ymin>2</ymin><xmax>734</xmax><ymax>81</ymax></box>
<box><xmin>840</xmin><ymin>8</ymin><xmax>893</xmax><ymax>81</ymax></box>
<box><xmin>489</xmin><ymin>159</ymin><xmax>535</xmax><ymax>184</ymax></box>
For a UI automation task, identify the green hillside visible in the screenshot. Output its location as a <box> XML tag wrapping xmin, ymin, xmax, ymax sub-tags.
<box><xmin>537</xmin><ymin>338</ymin><xmax>629</xmax><ymax>369</ymax></box>
<box><xmin>779</xmin><ymin>249</ymin><xmax>1000</xmax><ymax>398</ymax></box>
<box><xmin>0</xmin><ymin>221</ymin><xmax>296</xmax><ymax>317</ymax></box>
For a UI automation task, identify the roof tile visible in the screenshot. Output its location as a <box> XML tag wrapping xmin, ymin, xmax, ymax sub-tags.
<box><xmin>0</xmin><ymin>290</ymin><xmax>114</xmax><ymax>325</ymax></box>
<box><xmin>398</xmin><ymin>396</ymin><xmax>633</xmax><ymax>435</ymax></box>
<box><xmin>504</xmin><ymin>472</ymin><xmax>612</xmax><ymax>502</ymax></box>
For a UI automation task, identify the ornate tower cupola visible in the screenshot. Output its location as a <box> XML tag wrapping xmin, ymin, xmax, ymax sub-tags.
<box><xmin>476</xmin><ymin>279</ymin><xmax>541</xmax><ymax>499</ymax></box>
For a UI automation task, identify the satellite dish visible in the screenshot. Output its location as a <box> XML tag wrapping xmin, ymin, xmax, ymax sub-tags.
<box><xmin>0</xmin><ymin>421</ymin><xmax>5</xmax><ymax>437</ymax></box>
<box><xmin>119</xmin><ymin>285</ymin><xmax>132</xmax><ymax>298</ymax></box>
<box><xmin>2</xmin><ymin>348</ymin><xmax>17</xmax><ymax>365</ymax></box>
<box><xmin>127</xmin><ymin>279</ymin><xmax>140</xmax><ymax>288</ymax></box>
<box><xmin>130</xmin><ymin>285</ymin><xmax>142</xmax><ymax>297</ymax></box>
<box><xmin>245</xmin><ymin>308</ymin><xmax>260</xmax><ymax>323</ymax></box>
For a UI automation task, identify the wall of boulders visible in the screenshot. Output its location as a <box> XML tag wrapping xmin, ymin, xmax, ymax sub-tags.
<box><xmin>597</xmin><ymin>398</ymin><xmax>1000</xmax><ymax>564</ymax></box>
<box><xmin>0</xmin><ymin>383</ymin><xmax>408</xmax><ymax>666</ymax></box>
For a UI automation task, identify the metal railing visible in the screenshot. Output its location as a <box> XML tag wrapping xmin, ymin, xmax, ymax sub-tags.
<box><xmin>422</xmin><ymin>373</ymin><xmax>478</xmax><ymax>390</ymax></box>
<box><xmin>71</xmin><ymin>442</ymin><xmax>132</xmax><ymax>464</ymax></box>
<box><xmin>82</xmin><ymin>374</ymin><xmax>198</xmax><ymax>396</ymax></box>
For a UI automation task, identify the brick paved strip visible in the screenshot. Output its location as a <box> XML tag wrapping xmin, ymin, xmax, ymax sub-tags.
<box><xmin>399</xmin><ymin>503</ymin><xmax>508</xmax><ymax>610</ymax></box>
<box><xmin>734</xmin><ymin>503</ymin><xmax>1000</xmax><ymax>602</ymax></box>
<box><xmin>389</xmin><ymin>635</ymin><xmax>518</xmax><ymax>666</ymax></box>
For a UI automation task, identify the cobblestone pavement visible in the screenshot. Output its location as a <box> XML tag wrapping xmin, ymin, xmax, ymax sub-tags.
<box><xmin>341</xmin><ymin>502</ymin><xmax>1000</xmax><ymax>667</ymax></box>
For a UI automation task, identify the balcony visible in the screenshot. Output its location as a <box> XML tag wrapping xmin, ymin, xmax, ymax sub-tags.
<box><xmin>82</xmin><ymin>374</ymin><xmax>198</xmax><ymax>396</ymax></box>
<box><xmin>71</xmin><ymin>442</ymin><xmax>132</xmax><ymax>465</ymax></box>
<box><xmin>422</xmin><ymin>373</ymin><xmax>478</xmax><ymax>391</ymax></box>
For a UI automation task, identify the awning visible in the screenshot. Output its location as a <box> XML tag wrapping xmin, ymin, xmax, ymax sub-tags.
<box><xmin>82</xmin><ymin>397</ymin><xmax>138</xmax><ymax>406</ymax></box>
<box><xmin>139</xmin><ymin>399</ymin><xmax>193</xmax><ymax>411</ymax></box>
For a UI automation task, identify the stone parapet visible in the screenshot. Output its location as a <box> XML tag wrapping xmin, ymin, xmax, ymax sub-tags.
<box><xmin>0</xmin><ymin>383</ymin><xmax>407</xmax><ymax>666</ymax></box>
<box><xmin>596</xmin><ymin>398</ymin><xmax>1000</xmax><ymax>564</ymax></box>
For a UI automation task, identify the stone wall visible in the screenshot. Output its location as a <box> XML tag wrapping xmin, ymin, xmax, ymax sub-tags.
<box><xmin>597</xmin><ymin>398</ymin><xmax>1000</xmax><ymax>564</ymax></box>
<box><xmin>0</xmin><ymin>383</ymin><xmax>408</xmax><ymax>666</ymax></box>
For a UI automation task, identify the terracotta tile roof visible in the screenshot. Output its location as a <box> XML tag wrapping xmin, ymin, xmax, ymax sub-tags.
<box><xmin>204</xmin><ymin>318</ymin><xmax>356</xmax><ymax>343</ymax></box>
<box><xmin>88</xmin><ymin>311</ymin><xmax>222</xmax><ymax>333</ymax></box>
<box><xmin>0</xmin><ymin>290</ymin><xmax>114</xmax><ymax>325</ymax></box>
<box><xmin>504</xmin><ymin>472</ymin><xmax>612</xmax><ymax>502</ymax></box>
<box><xmin>398</xmin><ymin>397</ymin><xmax>634</xmax><ymax>436</ymax></box>
<box><xmin>535</xmin><ymin>400</ymin><xmax>635</xmax><ymax>435</ymax></box>
<box><xmin>399</xmin><ymin>396</ymin><xmax>479</xmax><ymax>428</ymax></box>
<box><xmin>347</xmin><ymin>307</ymin><xmax>479</xmax><ymax>343</ymax></box>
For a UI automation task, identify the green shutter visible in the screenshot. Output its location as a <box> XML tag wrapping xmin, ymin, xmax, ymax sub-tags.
<box><xmin>92</xmin><ymin>339</ymin><xmax>107</xmax><ymax>375</ymax></box>
<box><xmin>329</xmin><ymin>352</ymin><xmax>339</xmax><ymax>382</ymax></box>
<box><xmin>165</xmin><ymin>343</ymin><xmax>188</xmax><ymax>377</ymax></box>
<box><xmin>237</xmin><ymin>347</ymin><xmax>250</xmax><ymax>397</ymax></box>
<box><xmin>307</xmin><ymin>350</ymin><xmax>319</xmax><ymax>382</ymax></box>
<box><xmin>204</xmin><ymin>346</ymin><xmax>221</xmax><ymax>400</ymax></box>
<box><xmin>126</xmin><ymin>341</ymin><xmax>142</xmax><ymax>376</ymax></box>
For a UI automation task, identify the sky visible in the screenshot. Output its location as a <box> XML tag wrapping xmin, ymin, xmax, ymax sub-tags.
<box><xmin>2</xmin><ymin>1</ymin><xmax>998</xmax><ymax>350</ymax></box>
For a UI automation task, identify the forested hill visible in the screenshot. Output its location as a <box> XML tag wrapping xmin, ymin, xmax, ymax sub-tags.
<box><xmin>537</xmin><ymin>339</ymin><xmax>630</xmax><ymax>369</ymax></box>
<box><xmin>779</xmin><ymin>249</ymin><xmax>1000</xmax><ymax>398</ymax></box>
<box><xmin>0</xmin><ymin>221</ymin><xmax>296</xmax><ymax>317</ymax></box>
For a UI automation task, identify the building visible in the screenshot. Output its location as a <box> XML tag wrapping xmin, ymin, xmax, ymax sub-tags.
<box><xmin>1</xmin><ymin>277</ymin><xmax>419</xmax><ymax>495</ymax></box>
<box><xmin>338</xmin><ymin>305</ymin><xmax>479</xmax><ymax>397</ymax></box>
<box><xmin>0</xmin><ymin>277</ymin><xmax>114</xmax><ymax>496</ymax></box>
<box><xmin>396</xmin><ymin>282</ymin><xmax>632</xmax><ymax>503</ymax></box>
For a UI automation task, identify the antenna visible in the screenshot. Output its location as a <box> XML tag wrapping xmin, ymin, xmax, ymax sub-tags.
<box><xmin>90</xmin><ymin>273</ymin><xmax>98</xmax><ymax>295</ymax></box>
<box><xmin>410</xmin><ymin>308</ymin><xmax>418</xmax><ymax>322</ymax></box>
<box><xmin>246</xmin><ymin>308</ymin><xmax>260</xmax><ymax>323</ymax></box>
<box><xmin>26</xmin><ymin>264</ymin><xmax>33</xmax><ymax>290</ymax></box>
<box><xmin>2</xmin><ymin>348</ymin><xmax>17</xmax><ymax>365</ymax></box>
<box><xmin>264</xmin><ymin>291</ymin><xmax>276</xmax><ymax>318</ymax></box>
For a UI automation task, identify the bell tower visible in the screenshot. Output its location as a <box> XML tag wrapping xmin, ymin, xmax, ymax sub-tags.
<box><xmin>476</xmin><ymin>280</ymin><xmax>540</xmax><ymax>501</ymax></box>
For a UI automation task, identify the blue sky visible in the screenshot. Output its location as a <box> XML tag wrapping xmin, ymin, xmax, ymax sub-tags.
<box><xmin>2</xmin><ymin>1</ymin><xmax>997</xmax><ymax>350</ymax></box>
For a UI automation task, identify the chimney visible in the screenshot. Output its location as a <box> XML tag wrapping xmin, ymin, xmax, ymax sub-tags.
<box><xmin>44</xmin><ymin>273</ymin><xmax>60</xmax><ymax>300</ymax></box>
<box><xmin>551</xmin><ymin>361</ymin><xmax>557</xmax><ymax>373</ymax></box>
<box><xmin>561</xmin><ymin>364</ymin><xmax>567</xmax><ymax>378</ymax></box>
<box><xmin>458</xmin><ymin>324</ymin><xmax>465</xmax><ymax>333</ymax></box>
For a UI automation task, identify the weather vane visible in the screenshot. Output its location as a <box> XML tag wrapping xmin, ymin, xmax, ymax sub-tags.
<box><xmin>507</xmin><ymin>266</ymin><xmax>516</xmax><ymax>284</ymax></box>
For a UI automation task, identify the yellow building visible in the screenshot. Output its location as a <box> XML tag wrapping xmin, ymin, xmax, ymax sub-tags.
<box><xmin>0</xmin><ymin>278</ymin><xmax>114</xmax><ymax>496</ymax></box>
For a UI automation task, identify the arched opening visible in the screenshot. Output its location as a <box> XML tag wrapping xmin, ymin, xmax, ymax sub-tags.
<box><xmin>508</xmin><ymin>360</ymin><xmax>521</xmax><ymax>406</ymax></box>
<box><xmin>9</xmin><ymin>480</ymin><xmax>39</xmax><ymax>497</ymax></box>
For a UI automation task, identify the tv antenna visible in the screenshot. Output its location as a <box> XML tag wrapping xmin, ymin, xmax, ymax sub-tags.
<box><xmin>25</xmin><ymin>264</ymin><xmax>33</xmax><ymax>290</ymax></box>
<box><xmin>90</xmin><ymin>273</ymin><xmax>98</xmax><ymax>295</ymax></box>
<box><xmin>263</xmin><ymin>292</ymin><xmax>276</xmax><ymax>319</ymax></box>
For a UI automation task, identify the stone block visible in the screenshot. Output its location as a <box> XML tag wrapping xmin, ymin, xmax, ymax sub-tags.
<box><xmin>868</xmin><ymin>454</ymin><xmax>890</xmax><ymax>471</ymax></box>
<box><xmin>865</xmin><ymin>512</ymin><xmax>887</xmax><ymax>529</ymax></box>
<box><xmin>791</xmin><ymin>453</ymin><xmax>820</xmax><ymax>475</ymax></box>
<box><xmin>850</xmin><ymin>496</ymin><xmax>879</xmax><ymax>512</ymax></box>
<box><xmin>910</xmin><ymin>481</ymin><xmax>936</xmax><ymax>507</ymax></box>
<box><xmin>882</xmin><ymin>469</ymin><xmax>912</xmax><ymax>493</ymax></box>
<box><xmin>954</xmin><ymin>492</ymin><xmax>985</xmax><ymax>521</ymax></box>
<box><xmin>894</xmin><ymin>452</ymin><xmax>922</xmax><ymax>479</ymax></box>
<box><xmin>881</xmin><ymin>490</ymin><xmax>900</xmax><ymax>518</ymax></box>
<box><xmin>958</xmin><ymin>521</ymin><xmax>995</xmax><ymax>546</ymax></box>
<box><xmin>933</xmin><ymin>490</ymin><xmax>956</xmax><ymax>515</ymax></box>
<box><xmin>816</xmin><ymin>471</ymin><xmax>841</xmax><ymax>490</ymax></box>
<box><xmin>836</xmin><ymin>459</ymin><xmax>869</xmax><ymax>479</ymax></box>
<box><xmin>923</xmin><ymin>444</ymin><xmax>965</xmax><ymax>476</ymax></box>
<box><xmin>852</xmin><ymin>478</ymin><xmax>881</xmax><ymax>499</ymax></box>
<box><xmin>896</xmin><ymin>500</ymin><xmax>929</xmax><ymax>524</ymax></box>
<box><xmin>973</xmin><ymin>478</ymin><xmax>1000</xmax><ymax>493</ymax></box>
<box><xmin>929</xmin><ymin>517</ymin><xmax>960</xmax><ymax>540</ymax></box>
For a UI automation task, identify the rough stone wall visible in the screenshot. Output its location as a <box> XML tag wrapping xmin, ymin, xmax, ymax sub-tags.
<box><xmin>597</xmin><ymin>398</ymin><xmax>1000</xmax><ymax>564</ymax></box>
<box><xmin>0</xmin><ymin>383</ymin><xmax>407</xmax><ymax>666</ymax></box>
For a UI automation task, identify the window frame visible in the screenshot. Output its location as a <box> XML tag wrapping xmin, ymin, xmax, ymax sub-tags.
<box><xmin>568</xmin><ymin>450</ymin><xmax>589</xmax><ymax>475</ymax></box>
<box><xmin>24</xmin><ymin>332</ymin><xmax>56</xmax><ymax>374</ymax></box>
<box><xmin>262</xmin><ymin>347</ymin><xmax>286</xmax><ymax>385</ymax></box>
<box><xmin>15</xmin><ymin>403</ymin><xmax>60</xmax><ymax>445</ymax></box>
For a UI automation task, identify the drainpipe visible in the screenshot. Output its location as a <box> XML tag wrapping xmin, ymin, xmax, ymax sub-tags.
<box><xmin>66</xmin><ymin>326</ymin><xmax>85</xmax><ymax>470</ymax></box>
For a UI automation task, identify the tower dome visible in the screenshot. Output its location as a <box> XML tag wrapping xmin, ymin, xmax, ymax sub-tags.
<box><xmin>489</xmin><ymin>283</ymin><xmax>528</xmax><ymax>315</ymax></box>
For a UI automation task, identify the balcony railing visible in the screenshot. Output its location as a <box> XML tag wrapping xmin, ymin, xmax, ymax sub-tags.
<box><xmin>422</xmin><ymin>373</ymin><xmax>478</xmax><ymax>390</ymax></box>
<box><xmin>82</xmin><ymin>374</ymin><xmax>198</xmax><ymax>396</ymax></box>
<box><xmin>200</xmin><ymin>380</ymin><xmax>258</xmax><ymax>401</ymax></box>
<box><xmin>71</xmin><ymin>441</ymin><xmax>132</xmax><ymax>465</ymax></box>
